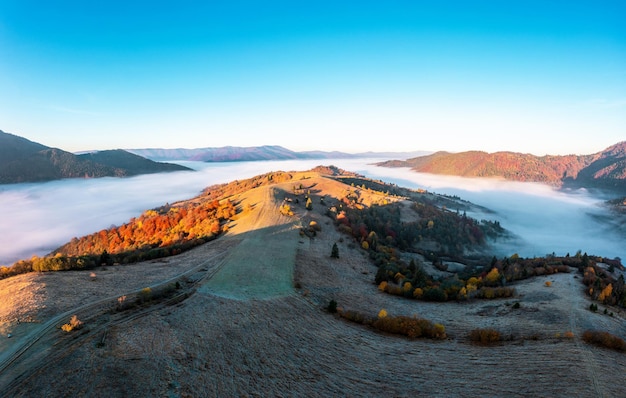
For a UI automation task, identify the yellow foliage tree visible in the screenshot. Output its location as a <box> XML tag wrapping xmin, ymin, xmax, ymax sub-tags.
<box><xmin>465</xmin><ymin>283</ymin><xmax>477</xmax><ymax>295</ymax></box>
<box><xmin>61</xmin><ymin>315</ymin><xmax>83</xmax><ymax>333</ymax></box>
<box><xmin>485</xmin><ymin>268</ymin><xmax>500</xmax><ymax>284</ymax></box>
<box><xmin>403</xmin><ymin>281</ymin><xmax>413</xmax><ymax>292</ymax></box>
<box><xmin>378</xmin><ymin>309</ymin><xmax>388</xmax><ymax>319</ymax></box>
<box><xmin>413</xmin><ymin>288</ymin><xmax>423</xmax><ymax>298</ymax></box>
<box><xmin>598</xmin><ymin>283</ymin><xmax>613</xmax><ymax>302</ymax></box>
<box><xmin>467</xmin><ymin>277</ymin><xmax>480</xmax><ymax>286</ymax></box>
<box><xmin>378</xmin><ymin>281</ymin><xmax>388</xmax><ymax>292</ymax></box>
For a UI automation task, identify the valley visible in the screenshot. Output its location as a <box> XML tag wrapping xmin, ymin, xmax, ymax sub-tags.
<box><xmin>0</xmin><ymin>168</ymin><xmax>625</xmax><ymax>396</ymax></box>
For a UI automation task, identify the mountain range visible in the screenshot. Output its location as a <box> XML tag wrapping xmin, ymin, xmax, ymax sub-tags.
<box><xmin>0</xmin><ymin>130</ymin><xmax>191</xmax><ymax>184</ymax></box>
<box><xmin>126</xmin><ymin>146</ymin><xmax>429</xmax><ymax>162</ymax></box>
<box><xmin>378</xmin><ymin>142</ymin><xmax>626</xmax><ymax>194</ymax></box>
<box><xmin>3</xmin><ymin>129</ymin><xmax>625</xmax><ymax>194</ymax></box>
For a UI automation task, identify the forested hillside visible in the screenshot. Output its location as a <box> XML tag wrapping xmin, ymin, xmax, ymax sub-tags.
<box><xmin>0</xmin><ymin>130</ymin><xmax>190</xmax><ymax>183</ymax></box>
<box><xmin>379</xmin><ymin>142</ymin><xmax>626</xmax><ymax>193</ymax></box>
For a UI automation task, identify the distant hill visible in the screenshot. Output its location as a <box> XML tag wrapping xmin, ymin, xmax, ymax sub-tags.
<box><xmin>0</xmin><ymin>130</ymin><xmax>191</xmax><ymax>184</ymax></box>
<box><xmin>126</xmin><ymin>145</ymin><xmax>302</xmax><ymax>162</ymax></box>
<box><xmin>127</xmin><ymin>146</ymin><xmax>429</xmax><ymax>162</ymax></box>
<box><xmin>378</xmin><ymin>142</ymin><xmax>626</xmax><ymax>194</ymax></box>
<box><xmin>77</xmin><ymin>149</ymin><xmax>189</xmax><ymax>174</ymax></box>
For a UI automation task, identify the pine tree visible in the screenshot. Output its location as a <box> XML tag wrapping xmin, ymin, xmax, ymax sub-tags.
<box><xmin>331</xmin><ymin>242</ymin><xmax>339</xmax><ymax>258</ymax></box>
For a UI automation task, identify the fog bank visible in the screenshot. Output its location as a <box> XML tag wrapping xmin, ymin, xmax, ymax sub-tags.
<box><xmin>1</xmin><ymin>159</ymin><xmax>623</xmax><ymax>265</ymax></box>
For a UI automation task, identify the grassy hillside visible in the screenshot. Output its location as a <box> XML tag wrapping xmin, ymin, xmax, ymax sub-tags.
<box><xmin>2</xmin><ymin>166</ymin><xmax>625</xmax><ymax>397</ymax></box>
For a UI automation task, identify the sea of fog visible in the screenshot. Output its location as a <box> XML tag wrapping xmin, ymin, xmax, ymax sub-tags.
<box><xmin>1</xmin><ymin>158</ymin><xmax>624</xmax><ymax>266</ymax></box>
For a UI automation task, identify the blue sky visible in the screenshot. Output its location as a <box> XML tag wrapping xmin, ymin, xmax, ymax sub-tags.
<box><xmin>1</xmin><ymin>1</ymin><xmax>624</xmax><ymax>155</ymax></box>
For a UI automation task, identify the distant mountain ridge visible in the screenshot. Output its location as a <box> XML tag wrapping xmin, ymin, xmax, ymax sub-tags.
<box><xmin>378</xmin><ymin>142</ymin><xmax>626</xmax><ymax>194</ymax></box>
<box><xmin>0</xmin><ymin>130</ymin><xmax>190</xmax><ymax>184</ymax></box>
<box><xmin>127</xmin><ymin>146</ymin><xmax>429</xmax><ymax>162</ymax></box>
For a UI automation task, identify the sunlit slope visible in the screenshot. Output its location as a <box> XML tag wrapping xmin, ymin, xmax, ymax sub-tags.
<box><xmin>379</xmin><ymin>142</ymin><xmax>626</xmax><ymax>193</ymax></box>
<box><xmin>200</xmin><ymin>170</ymin><xmax>399</xmax><ymax>299</ymax></box>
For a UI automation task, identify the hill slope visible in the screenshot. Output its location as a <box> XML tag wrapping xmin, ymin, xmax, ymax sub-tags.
<box><xmin>0</xmin><ymin>130</ymin><xmax>190</xmax><ymax>183</ymax></box>
<box><xmin>77</xmin><ymin>149</ymin><xmax>190</xmax><ymax>174</ymax></box>
<box><xmin>0</xmin><ymin>167</ymin><xmax>625</xmax><ymax>396</ymax></box>
<box><xmin>378</xmin><ymin>142</ymin><xmax>626</xmax><ymax>193</ymax></box>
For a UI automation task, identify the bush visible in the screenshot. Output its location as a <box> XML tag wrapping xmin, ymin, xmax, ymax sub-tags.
<box><xmin>339</xmin><ymin>310</ymin><xmax>372</xmax><ymax>325</ymax></box>
<box><xmin>372</xmin><ymin>315</ymin><xmax>446</xmax><ymax>339</ymax></box>
<box><xmin>61</xmin><ymin>315</ymin><xmax>83</xmax><ymax>333</ymax></box>
<box><xmin>138</xmin><ymin>287</ymin><xmax>152</xmax><ymax>303</ymax></box>
<box><xmin>469</xmin><ymin>328</ymin><xmax>501</xmax><ymax>344</ymax></box>
<box><xmin>338</xmin><ymin>310</ymin><xmax>446</xmax><ymax>339</ymax></box>
<box><xmin>475</xmin><ymin>287</ymin><xmax>515</xmax><ymax>299</ymax></box>
<box><xmin>582</xmin><ymin>330</ymin><xmax>626</xmax><ymax>352</ymax></box>
<box><xmin>422</xmin><ymin>287</ymin><xmax>447</xmax><ymax>302</ymax></box>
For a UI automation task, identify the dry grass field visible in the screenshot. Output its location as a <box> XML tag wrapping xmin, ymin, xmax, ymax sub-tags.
<box><xmin>1</xmin><ymin>171</ymin><xmax>625</xmax><ymax>397</ymax></box>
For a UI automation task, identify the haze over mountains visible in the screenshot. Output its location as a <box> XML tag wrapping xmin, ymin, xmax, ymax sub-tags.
<box><xmin>379</xmin><ymin>142</ymin><xmax>626</xmax><ymax>194</ymax></box>
<box><xmin>0</xmin><ymin>130</ymin><xmax>430</xmax><ymax>184</ymax></box>
<box><xmin>2</xmin><ymin>129</ymin><xmax>625</xmax><ymax>196</ymax></box>
<box><xmin>126</xmin><ymin>146</ymin><xmax>429</xmax><ymax>162</ymax></box>
<box><xmin>0</xmin><ymin>130</ymin><xmax>190</xmax><ymax>184</ymax></box>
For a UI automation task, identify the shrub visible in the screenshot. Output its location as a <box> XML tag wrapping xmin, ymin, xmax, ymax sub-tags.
<box><xmin>61</xmin><ymin>315</ymin><xmax>83</xmax><ymax>333</ymax></box>
<box><xmin>485</xmin><ymin>267</ymin><xmax>501</xmax><ymax>285</ymax></box>
<box><xmin>422</xmin><ymin>287</ymin><xmax>447</xmax><ymax>302</ymax></box>
<box><xmin>582</xmin><ymin>330</ymin><xmax>626</xmax><ymax>352</ymax></box>
<box><xmin>545</xmin><ymin>281</ymin><xmax>552</xmax><ymax>287</ymax></box>
<box><xmin>372</xmin><ymin>315</ymin><xmax>446</xmax><ymax>339</ymax></box>
<box><xmin>279</xmin><ymin>204</ymin><xmax>293</xmax><ymax>216</ymax></box>
<box><xmin>339</xmin><ymin>310</ymin><xmax>372</xmax><ymax>325</ymax></box>
<box><xmin>469</xmin><ymin>328</ymin><xmax>501</xmax><ymax>344</ymax></box>
<box><xmin>139</xmin><ymin>287</ymin><xmax>152</xmax><ymax>303</ymax></box>
<box><xmin>116</xmin><ymin>295</ymin><xmax>130</xmax><ymax>311</ymax></box>
<box><xmin>475</xmin><ymin>287</ymin><xmax>515</xmax><ymax>299</ymax></box>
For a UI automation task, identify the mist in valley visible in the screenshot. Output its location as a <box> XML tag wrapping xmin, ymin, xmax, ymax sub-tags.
<box><xmin>1</xmin><ymin>159</ymin><xmax>623</xmax><ymax>266</ymax></box>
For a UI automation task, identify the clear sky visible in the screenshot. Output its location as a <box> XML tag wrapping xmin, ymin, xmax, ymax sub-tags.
<box><xmin>1</xmin><ymin>1</ymin><xmax>624</xmax><ymax>155</ymax></box>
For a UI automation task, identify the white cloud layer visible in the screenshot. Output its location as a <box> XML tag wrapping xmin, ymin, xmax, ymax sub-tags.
<box><xmin>1</xmin><ymin>159</ymin><xmax>623</xmax><ymax>266</ymax></box>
